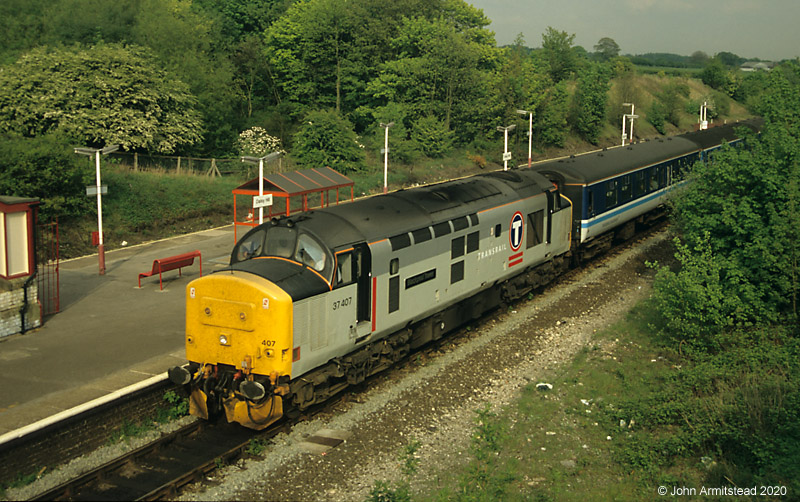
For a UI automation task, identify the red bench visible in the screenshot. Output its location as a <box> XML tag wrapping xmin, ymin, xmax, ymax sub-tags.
<box><xmin>138</xmin><ymin>250</ymin><xmax>202</xmax><ymax>290</ymax></box>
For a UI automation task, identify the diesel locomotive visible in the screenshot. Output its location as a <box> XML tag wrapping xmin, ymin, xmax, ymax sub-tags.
<box><xmin>169</xmin><ymin>120</ymin><xmax>758</xmax><ymax>429</ymax></box>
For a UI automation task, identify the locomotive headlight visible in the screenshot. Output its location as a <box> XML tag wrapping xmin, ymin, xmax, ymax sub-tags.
<box><xmin>240</xmin><ymin>380</ymin><xmax>266</xmax><ymax>401</ymax></box>
<box><xmin>219</xmin><ymin>334</ymin><xmax>230</xmax><ymax>346</ymax></box>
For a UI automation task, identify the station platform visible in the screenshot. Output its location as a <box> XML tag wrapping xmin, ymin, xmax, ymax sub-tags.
<box><xmin>0</xmin><ymin>225</ymin><xmax>237</xmax><ymax>437</ymax></box>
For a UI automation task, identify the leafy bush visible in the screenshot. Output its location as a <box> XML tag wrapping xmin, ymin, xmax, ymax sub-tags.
<box><xmin>0</xmin><ymin>44</ymin><xmax>202</xmax><ymax>153</ymax></box>
<box><xmin>610</xmin><ymin>327</ymin><xmax>800</xmax><ymax>491</ymax></box>
<box><xmin>647</xmin><ymin>102</ymin><xmax>667</xmax><ymax>135</ymax></box>
<box><xmin>292</xmin><ymin>109</ymin><xmax>366</xmax><ymax>174</ymax></box>
<box><xmin>0</xmin><ymin>132</ymin><xmax>93</xmax><ymax>219</ymax></box>
<box><xmin>410</xmin><ymin>115</ymin><xmax>453</xmax><ymax>158</ymax></box>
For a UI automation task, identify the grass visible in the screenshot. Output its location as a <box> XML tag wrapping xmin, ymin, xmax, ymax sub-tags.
<box><xmin>395</xmin><ymin>296</ymin><xmax>800</xmax><ymax>501</ymax></box>
<box><xmin>58</xmin><ymin>168</ymin><xmax>240</xmax><ymax>258</ymax></box>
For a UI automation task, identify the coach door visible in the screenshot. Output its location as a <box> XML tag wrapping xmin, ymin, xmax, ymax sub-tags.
<box><xmin>354</xmin><ymin>243</ymin><xmax>372</xmax><ymax>323</ymax></box>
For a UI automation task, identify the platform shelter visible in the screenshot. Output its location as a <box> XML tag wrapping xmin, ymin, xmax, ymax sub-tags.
<box><xmin>232</xmin><ymin>167</ymin><xmax>354</xmax><ymax>241</ymax></box>
<box><xmin>0</xmin><ymin>196</ymin><xmax>41</xmax><ymax>337</ymax></box>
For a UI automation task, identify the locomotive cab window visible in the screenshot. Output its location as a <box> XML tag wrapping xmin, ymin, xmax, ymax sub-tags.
<box><xmin>336</xmin><ymin>252</ymin><xmax>354</xmax><ymax>286</ymax></box>
<box><xmin>526</xmin><ymin>210</ymin><xmax>544</xmax><ymax>248</ymax></box>
<box><xmin>235</xmin><ymin>229</ymin><xmax>266</xmax><ymax>261</ymax></box>
<box><xmin>265</xmin><ymin>226</ymin><xmax>297</xmax><ymax>258</ymax></box>
<box><xmin>296</xmin><ymin>233</ymin><xmax>328</xmax><ymax>272</ymax></box>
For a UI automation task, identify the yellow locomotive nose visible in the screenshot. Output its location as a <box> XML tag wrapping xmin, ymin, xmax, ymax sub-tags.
<box><xmin>184</xmin><ymin>270</ymin><xmax>293</xmax><ymax>429</ymax></box>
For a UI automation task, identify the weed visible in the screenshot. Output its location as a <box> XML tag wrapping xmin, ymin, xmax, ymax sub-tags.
<box><xmin>247</xmin><ymin>438</ymin><xmax>269</xmax><ymax>456</ymax></box>
<box><xmin>109</xmin><ymin>419</ymin><xmax>153</xmax><ymax>444</ymax></box>
<box><xmin>0</xmin><ymin>470</ymin><xmax>40</xmax><ymax>497</ymax></box>
<box><xmin>159</xmin><ymin>390</ymin><xmax>189</xmax><ymax>422</ymax></box>
<box><xmin>367</xmin><ymin>480</ymin><xmax>411</xmax><ymax>502</ymax></box>
<box><xmin>365</xmin><ymin>438</ymin><xmax>420</xmax><ymax>502</ymax></box>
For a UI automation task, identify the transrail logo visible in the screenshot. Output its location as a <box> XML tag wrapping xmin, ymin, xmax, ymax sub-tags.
<box><xmin>508</xmin><ymin>211</ymin><xmax>524</xmax><ymax>267</ymax></box>
<box><xmin>509</xmin><ymin>212</ymin><xmax>524</xmax><ymax>251</ymax></box>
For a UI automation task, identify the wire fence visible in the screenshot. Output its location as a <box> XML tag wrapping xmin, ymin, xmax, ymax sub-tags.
<box><xmin>107</xmin><ymin>151</ymin><xmax>294</xmax><ymax>178</ymax></box>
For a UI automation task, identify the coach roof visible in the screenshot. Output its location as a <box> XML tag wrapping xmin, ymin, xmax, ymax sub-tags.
<box><xmin>534</xmin><ymin>136</ymin><xmax>699</xmax><ymax>186</ymax></box>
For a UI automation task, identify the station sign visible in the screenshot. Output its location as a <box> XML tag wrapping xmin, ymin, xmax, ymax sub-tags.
<box><xmin>253</xmin><ymin>194</ymin><xmax>273</xmax><ymax>208</ymax></box>
<box><xmin>85</xmin><ymin>185</ymin><xmax>108</xmax><ymax>196</ymax></box>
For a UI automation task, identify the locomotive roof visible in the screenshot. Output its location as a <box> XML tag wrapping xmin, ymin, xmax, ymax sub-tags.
<box><xmin>270</xmin><ymin>169</ymin><xmax>555</xmax><ymax>250</ymax></box>
<box><xmin>534</xmin><ymin>136</ymin><xmax>699</xmax><ymax>186</ymax></box>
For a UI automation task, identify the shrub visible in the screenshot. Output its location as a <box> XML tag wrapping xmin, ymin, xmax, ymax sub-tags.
<box><xmin>292</xmin><ymin>109</ymin><xmax>366</xmax><ymax>174</ymax></box>
<box><xmin>410</xmin><ymin>115</ymin><xmax>454</xmax><ymax>158</ymax></box>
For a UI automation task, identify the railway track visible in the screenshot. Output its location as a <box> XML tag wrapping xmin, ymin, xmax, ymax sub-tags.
<box><xmin>31</xmin><ymin>420</ymin><xmax>276</xmax><ymax>501</ymax></box>
<box><xmin>19</xmin><ymin>222</ymin><xmax>667</xmax><ymax>501</ymax></box>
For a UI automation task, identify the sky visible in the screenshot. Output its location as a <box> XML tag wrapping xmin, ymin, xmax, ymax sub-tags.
<box><xmin>467</xmin><ymin>0</ymin><xmax>800</xmax><ymax>61</ymax></box>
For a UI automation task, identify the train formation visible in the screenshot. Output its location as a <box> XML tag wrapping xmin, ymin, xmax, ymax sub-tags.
<box><xmin>168</xmin><ymin>120</ymin><xmax>759</xmax><ymax>429</ymax></box>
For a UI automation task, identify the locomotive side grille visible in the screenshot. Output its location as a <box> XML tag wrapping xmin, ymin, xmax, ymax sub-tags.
<box><xmin>310</xmin><ymin>296</ymin><xmax>329</xmax><ymax>350</ymax></box>
<box><xmin>293</xmin><ymin>301</ymin><xmax>309</xmax><ymax>347</ymax></box>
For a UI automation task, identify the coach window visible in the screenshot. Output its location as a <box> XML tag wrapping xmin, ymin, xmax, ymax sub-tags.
<box><xmin>620</xmin><ymin>175</ymin><xmax>632</xmax><ymax>202</ymax></box>
<box><xmin>649</xmin><ymin>169</ymin><xmax>658</xmax><ymax>191</ymax></box>
<box><xmin>635</xmin><ymin>171</ymin><xmax>645</xmax><ymax>195</ymax></box>
<box><xmin>526</xmin><ymin>210</ymin><xmax>544</xmax><ymax>248</ymax></box>
<box><xmin>494</xmin><ymin>224</ymin><xmax>502</xmax><ymax>238</ymax></box>
<box><xmin>586</xmin><ymin>190</ymin><xmax>594</xmax><ymax>217</ymax></box>
<box><xmin>606</xmin><ymin>180</ymin><xmax>618</xmax><ymax>208</ymax></box>
<box><xmin>390</xmin><ymin>258</ymin><xmax>399</xmax><ymax>275</ymax></box>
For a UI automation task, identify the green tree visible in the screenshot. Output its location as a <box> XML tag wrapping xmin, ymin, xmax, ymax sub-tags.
<box><xmin>593</xmin><ymin>37</ymin><xmax>620</xmax><ymax>61</ymax></box>
<box><xmin>572</xmin><ymin>64</ymin><xmax>610</xmax><ymax>144</ymax></box>
<box><xmin>0</xmin><ymin>44</ymin><xmax>203</xmax><ymax>153</ymax></box>
<box><xmin>411</xmin><ymin>115</ymin><xmax>454</xmax><ymax>158</ymax></box>
<box><xmin>0</xmin><ymin>133</ymin><xmax>93</xmax><ymax>218</ymax></box>
<box><xmin>536</xmin><ymin>82</ymin><xmax>569</xmax><ymax>147</ymax></box>
<box><xmin>0</xmin><ymin>0</ymin><xmax>241</xmax><ymax>155</ymax></box>
<box><xmin>715</xmin><ymin>51</ymin><xmax>744</xmax><ymax>68</ymax></box>
<box><xmin>485</xmin><ymin>34</ymin><xmax>548</xmax><ymax>145</ymax></box>
<box><xmin>701</xmin><ymin>57</ymin><xmax>734</xmax><ymax>95</ymax></box>
<box><xmin>367</xmin><ymin>15</ymin><xmax>497</xmax><ymax>144</ymax></box>
<box><xmin>292</xmin><ymin>109</ymin><xmax>365</xmax><ymax>174</ymax></box>
<box><xmin>360</xmin><ymin>102</ymin><xmax>421</xmax><ymax>163</ymax></box>
<box><xmin>648</xmin><ymin>101</ymin><xmax>667</xmax><ymax>135</ymax></box>
<box><xmin>541</xmin><ymin>27</ymin><xmax>576</xmax><ymax>82</ymax></box>
<box><xmin>658</xmin><ymin>64</ymin><xmax>800</xmax><ymax>333</ymax></box>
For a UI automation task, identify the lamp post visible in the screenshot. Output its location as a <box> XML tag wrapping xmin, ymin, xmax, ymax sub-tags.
<box><xmin>242</xmin><ymin>151</ymin><xmax>284</xmax><ymax>225</ymax></box>
<box><xmin>516</xmin><ymin>110</ymin><xmax>533</xmax><ymax>168</ymax></box>
<box><xmin>699</xmin><ymin>101</ymin><xmax>709</xmax><ymax>130</ymax></box>
<box><xmin>496</xmin><ymin>124</ymin><xmax>516</xmax><ymax>171</ymax></box>
<box><xmin>380</xmin><ymin>122</ymin><xmax>394</xmax><ymax>194</ymax></box>
<box><xmin>622</xmin><ymin>103</ymin><xmax>638</xmax><ymax>145</ymax></box>
<box><xmin>74</xmin><ymin>144</ymin><xmax>118</xmax><ymax>275</ymax></box>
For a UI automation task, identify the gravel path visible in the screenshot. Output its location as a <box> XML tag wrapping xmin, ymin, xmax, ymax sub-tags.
<box><xmin>178</xmin><ymin>229</ymin><xmax>671</xmax><ymax>502</ymax></box>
